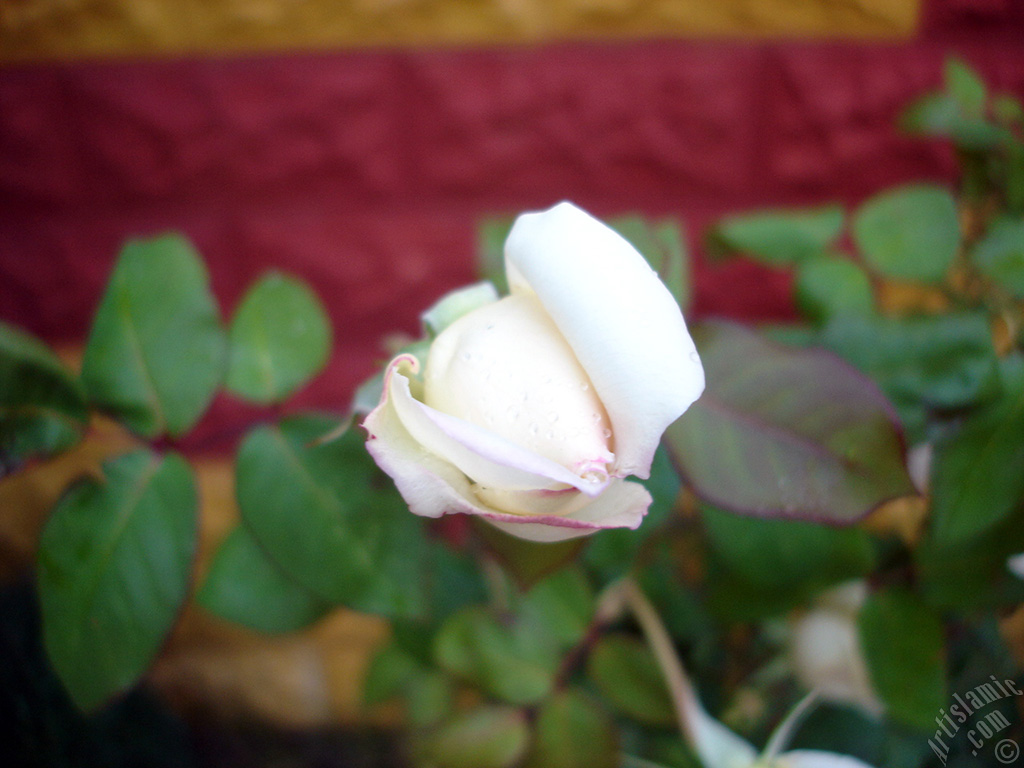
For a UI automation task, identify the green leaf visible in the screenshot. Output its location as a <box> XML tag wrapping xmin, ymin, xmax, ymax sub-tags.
<box><xmin>197</xmin><ymin>525</ymin><xmax>331</xmax><ymax>633</ymax></box>
<box><xmin>859</xmin><ymin>587</ymin><xmax>946</xmax><ymax>731</ymax></box>
<box><xmin>225</xmin><ymin>273</ymin><xmax>332</xmax><ymax>404</ymax></box>
<box><xmin>900</xmin><ymin>92</ymin><xmax>1003</xmax><ymax>151</ymax></box>
<box><xmin>900</xmin><ymin>93</ymin><xmax>963</xmax><ymax>135</ymax></box>
<box><xmin>477</xmin><ymin>215</ymin><xmax>516</xmax><ymax>295</ymax></box>
<box><xmin>363</xmin><ymin>641</ymin><xmax>422</xmax><ymax>706</ymax></box>
<box><xmin>994</xmin><ymin>94</ymin><xmax>1024</xmax><ymax>125</ymax></box>
<box><xmin>81</xmin><ymin>235</ymin><xmax>225</xmax><ymax>438</ymax></box>
<box><xmin>585</xmin><ymin>446</ymin><xmax>681</xmax><ymax>579</ymax></box>
<box><xmin>786</xmin><ymin>703</ymin><xmax>885</xmax><ymax>763</ymax></box>
<box><xmin>665</xmin><ymin>321</ymin><xmax>914</xmax><ymax>523</ymax></box>
<box><xmin>406</xmin><ymin>670</ymin><xmax>457</xmax><ymax>728</ymax></box>
<box><xmin>701</xmin><ymin>505</ymin><xmax>874</xmax><ymax>591</ymax></box>
<box><xmin>523</xmin><ymin>689</ymin><xmax>618</xmax><ymax>768</ymax></box>
<box><xmin>423</xmin><ymin>541</ymin><xmax>490</xmax><ymax>625</ymax></box>
<box><xmin>422</xmin><ymin>282</ymin><xmax>500</xmax><ymax>337</ymax></box>
<box><xmin>416</xmin><ymin>706</ymin><xmax>529</xmax><ymax>768</ymax></box>
<box><xmin>237</xmin><ymin>415</ymin><xmax>428</xmax><ymax>618</ymax></box>
<box><xmin>972</xmin><ymin>216</ymin><xmax>1024</xmax><ymax>298</ymax></box>
<box><xmin>945</xmin><ymin>58</ymin><xmax>986</xmax><ymax>117</ymax></box>
<box><xmin>433</xmin><ymin>606</ymin><xmax>559</xmax><ymax>705</ymax></box>
<box><xmin>794</xmin><ymin>255</ymin><xmax>874</xmax><ymax>325</ymax></box>
<box><xmin>818</xmin><ymin>312</ymin><xmax>999</xmax><ymax>439</ymax></box>
<box><xmin>852</xmin><ymin>184</ymin><xmax>960</xmax><ymax>282</ymax></box>
<box><xmin>586</xmin><ymin>634</ymin><xmax>675</xmax><ymax>726</ymax></box>
<box><xmin>610</xmin><ymin>216</ymin><xmax>692</xmax><ymax>311</ymax></box>
<box><xmin>706</xmin><ymin>565</ymin><xmax>811</xmax><ymax>622</ymax></box>
<box><xmin>37</xmin><ymin>449</ymin><xmax>197</xmax><ymax>710</ymax></box>
<box><xmin>0</xmin><ymin>322</ymin><xmax>88</xmax><ymax>476</ymax></box>
<box><xmin>520</xmin><ymin>566</ymin><xmax>595</xmax><ymax>649</ymax></box>
<box><xmin>916</xmin><ymin>503</ymin><xmax>1024</xmax><ymax>611</ymax></box>
<box><xmin>707</xmin><ymin>204</ymin><xmax>844</xmax><ymax>266</ymax></box>
<box><xmin>473</xmin><ymin>519</ymin><xmax>585</xmax><ymax>589</ymax></box>
<box><xmin>929</xmin><ymin>355</ymin><xmax>1024</xmax><ymax>545</ymax></box>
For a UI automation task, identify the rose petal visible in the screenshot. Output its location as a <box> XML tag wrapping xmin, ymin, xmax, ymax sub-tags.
<box><xmin>1008</xmin><ymin>552</ymin><xmax>1024</xmax><ymax>579</ymax></box>
<box><xmin>505</xmin><ymin>201</ymin><xmax>704</xmax><ymax>478</ymax></box>
<box><xmin>385</xmin><ymin>356</ymin><xmax>610</xmax><ymax>495</ymax></box>
<box><xmin>790</xmin><ymin>610</ymin><xmax>882</xmax><ymax>717</ymax></box>
<box><xmin>363</xmin><ymin>361</ymin><xmax>486</xmax><ymax>520</ymax></box>
<box><xmin>483</xmin><ymin>479</ymin><xmax>651</xmax><ymax>543</ymax></box>
<box><xmin>780</xmin><ymin>750</ymin><xmax>878</xmax><ymax>768</ymax></box>
<box><xmin>687</xmin><ymin>712</ymin><xmax>759</xmax><ymax>768</ymax></box>
<box><xmin>423</xmin><ymin>293</ymin><xmax>615</xmax><ymax>478</ymax></box>
<box><xmin>364</xmin><ymin>376</ymin><xmax>651</xmax><ymax>541</ymax></box>
<box><xmin>668</xmin><ymin>666</ymin><xmax>759</xmax><ymax>768</ymax></box>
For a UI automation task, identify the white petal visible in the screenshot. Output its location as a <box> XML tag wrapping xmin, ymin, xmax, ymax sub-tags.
<box><xmin>654</xmin><ymin>630</ymin><xmax>757</xmax><ymax>768</ymax></box>
<box><xmin>484</xmin><ymin>479</ymin><xmax>651</xmax><ymax>542</ymax></box>
<box><xmin>505</xmin><ymin>201</ymin><xmax>704</xmax><ymax>478</ymax></box>
<box><xmin>364</xmin><ymin>380</ymin><xmax>651</xmax><ymax>541</ymax></box>
<box><xmin>363</xmin><ymin>360</ymin><xmax>488</xmax><ymax>520</ymax></box>
<box><xmin>790</xmin><ymin>609</ymin><xmax>883</xmax><ymax>717</ymax></box>
<box><xmin>424</xmin><ymin>293</ymin><xmax>614</xmax><ymax>478</ymax></box>
<box><xmin>685</xmin><ymin>708</ymin><xmax>758</xmax><ymax>768</ymax></box>
<box><xmin>780</xmin><ymin>750</ymin><xmax>878</xmax><ymax>768</ymax></box>
<box><xmin>1008</xmin><ymin>552</ymin><xmax>1024</xmax><ymax>579</ymax></box>
<box><xmin>386</xmin><ymin>356</ymin><xmax>609</xmax><ymax>495</ymax></box>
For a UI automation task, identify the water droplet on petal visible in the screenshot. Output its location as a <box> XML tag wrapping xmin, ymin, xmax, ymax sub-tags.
<box><xmin>546</xmin><ymin>411</ymin><xmax>558</xmax><ymax>422</ymax></box>
<box><xmin>506</xmin><ymin>406</ymin><xmax>519</xmax><ymax>422</ymax></box>
<box><xmin>529</xmin><ymin>423</ymin><xmax>539</xmax><ymax>436</ymax></box>
<box><xmin>592</xmin><ymin>413</ymin><xmax>602</xmax><ymax>423</ymax></box>
<box><xmin>689</xmin><ymin>351</ymin><xmax>700</xmax><ymax>363</ymax></box>
<box><xmin>580</xmin><ymin>383</ymin><xmax>589</xmax><ymax>391</ymax></box>
<box><xmin>602</xmin><ymin>428</ymin><xmax>612</xmax><ymax>439</ymax></box>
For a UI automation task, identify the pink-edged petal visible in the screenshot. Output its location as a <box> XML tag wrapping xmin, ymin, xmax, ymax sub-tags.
<box><xmin>386</xmin><ymin>356</ymin><xmax>610</xmax><ymax>495</ymax></box>
<box><xmin>780</xmin><ymin>751</ymin><xmax>878</xmax><ymax>768</ymax></box>
<box><xmin>484</xmin><ymin>479</ymin><xmax>652</xmax><ymax>543</ymax></box>
<box><xmin>364</xmin><ymin>381</ymin><xmax>650</xmax><ymax>541</ymax></box>
<box><xmin>363</xmin><ymin>363</ymin><xmax>487</xmax><ymax>520</ymax></box>
<box><xmin>505</xmin><ymin>201</ymin><xmax>704</xmax><ymax>479</ymax></box>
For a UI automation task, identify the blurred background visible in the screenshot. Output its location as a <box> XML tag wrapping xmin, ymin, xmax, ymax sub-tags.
<box><xmin>4</xmin><ymin>0</ymin><xmax>1024</xmax><ymax>410</ymax></box>
<box><xmin>2</xmin><ymin>1</ymin><xmax>1023</xmax><ymax>766</ymax></box>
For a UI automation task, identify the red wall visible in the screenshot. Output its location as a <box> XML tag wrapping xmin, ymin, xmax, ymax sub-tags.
<box><xmin>2</xmin><ymin>1</ymin><xmax>1023</xmax><ymax>431</ymax></box>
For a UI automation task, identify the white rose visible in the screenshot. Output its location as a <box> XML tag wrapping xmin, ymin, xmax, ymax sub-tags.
<box><xmin>790</xmin><ymin>581</ymin><xmax>884</xmax><ymax>718</ymax></box>
<box><xmin>362</xmin><ymin>201</ymin><xmax>704</xmax><ymax>542</ymax></box>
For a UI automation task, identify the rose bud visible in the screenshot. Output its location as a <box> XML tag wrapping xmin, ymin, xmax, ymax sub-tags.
<box><xmin>790</xmin><ymin>581</ymin><xmax>884</xmax><ymax>718</ymax></box>
<box><xmin>363</xmin><ymin>201</ymin><xmax>704</xmax><ymax>542</ymax></box>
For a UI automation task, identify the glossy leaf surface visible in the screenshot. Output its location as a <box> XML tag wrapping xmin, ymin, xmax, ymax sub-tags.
<box><xmin>237</xmin><ymin>416</ymin><xmax>428</xmax><ymax>618</ymax></box>
<box><xmin>226</xmin><ymin>273</ymin><xmax>331</xmax><ymax>403</ymax></box>
<box><xmin>81</xmin><ymin>235</ymin><xmax>225</xmax><ymax>438</ymax></box>
<box><xmin>707</xmin><ymin>204</ymin><xmax>844</xmax><ymax>265</ymax></box>
<box><xmin>198</xmin><ymin>524</ymin><xmax>331</xmax><ymax>633</ymax></box>
<box><xmin>859</xmin><ymin>587</ymin><xmax>946</xmax><ymax>731</ymax></box>
<box><xmin>37</xmin><ymin>450</ymin><xmax>197</xmax><ymax>710</ymax></box>
<box><xmin>0</xmin><ymin>322</ymin><xmax>88</xmax><ymax>476</ymax></box>
<box><xmin>667</xmin><ymin>321</ymin><xmax>913</xmax><ymax>523</ymax></box>
<box><xmin>853</xmin><ymin>184</ymin><xmax>959</xmax><ymax>282</ymax></box>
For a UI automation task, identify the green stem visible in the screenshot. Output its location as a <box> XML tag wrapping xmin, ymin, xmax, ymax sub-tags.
<box><xmin>619</xmin><ymin>576</ymin><xmax>701</xmax><ymax>746</ymax></box>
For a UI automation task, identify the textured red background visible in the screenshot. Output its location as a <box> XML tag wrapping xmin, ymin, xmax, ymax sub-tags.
<box><xmin>2</xmin><ymin>1</ymin><xmax>1024</xmax><ymax>440</ymax></box>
